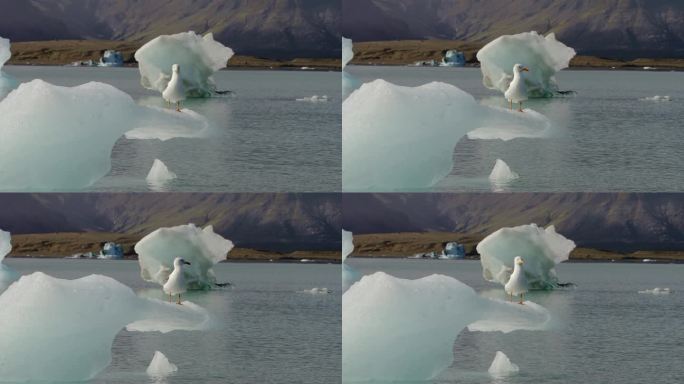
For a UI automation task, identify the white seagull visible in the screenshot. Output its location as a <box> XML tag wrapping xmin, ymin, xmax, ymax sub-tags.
<box><xmin>505</xmin><ymin>64</ymin><xmax>529</xmax><ymax>112</ymax></box>
<box><xmin>504</xmin><ymin>256</ymin><xmax>528</xmax><ymax>304</ymax></box>
<box><xmin>162</xmin><ymin>64</ymin><xmax>185</xmax><ymax>112</ymax></box>
<box><xmin>163</xmin><ymin>257</ymin><xmax>191</xmax><ymax>304</ymax></box>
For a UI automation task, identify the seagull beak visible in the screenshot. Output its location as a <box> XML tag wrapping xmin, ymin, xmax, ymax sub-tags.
<box><xmin>522</xmin><ymin>67</ymin><xmax>529</xmax><ymax>72</ymax></box>
<box><xmin>183</xmin><ymin>260</ymin><xmax>192</xmax><ymax>265</ymax></box>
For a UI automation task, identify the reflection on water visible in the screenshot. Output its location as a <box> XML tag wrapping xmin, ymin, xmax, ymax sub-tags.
<box><xmin>347</xmin><ymin>66</ymin><xmax>684</xmax><ymax>192</ymax></box>
<box><xmin>346</xmin><ymin>259</ymin><xmax>684</xmax><ymax>384</ymax></box>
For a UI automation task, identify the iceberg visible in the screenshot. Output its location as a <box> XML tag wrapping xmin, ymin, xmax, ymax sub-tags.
<box><xmin>488</xmin><ymin>351</ymin><xmax>519</xmax><ymax>377</ymax></box>
<box><xmin>0</xmin><ymin>229</ymin><xmax>19</xmax><ymax>293</ymax></box>
<box><xmin>99</xmin><ymin>50</ymin><xmax>124</xmax><ymax>67</ymax></box>
<box><xmin>343</xmin><ymin>272</ymin><xmax>549</xmax><ymax>382</ymax></box>
<box><xmin>146</xmin><ymin>351</ymin><xmax>178</xmax><ymax>377</ymax></box>
<box><xmin>477</xmin><ymin>31</ymin><xmax>575</xmax><ymax>98</ymax></box>
<box><xmin>489</xmin><ymin>159</ymin><xmax>519</xmax><ymax>182</ymax></box>
<box><xmin>342</xmin><ymin>229</ymin><xmax>354</xmax><ymax>263</ymax></box>
<box><xmin>476</xmin><ymin>224</ymin><xmax>575</xmax><ymax>289</ymax></box>
<box><xmin>342</xmin><ymin>37</ymin><xmax>354</xmax><ymax>70</ymax></box>
<box><xmin>0</xmin><ymin>36</ymin><xmax>18</xmax><ymax>100</ymax></box>
<box><xmin>342</xmin><ymin>37</ymin><xmax>362</xmax><ymax>99</ymax></box>
<box><xmin>146</xmin><ymin>158</ymin><xmax>177</xmax><ymax>190</ymax></box>
<box><xmin>0</xmin><ymin>272</ymin><xmax>209</xmax><ymax>382</ymax></box>
<box><xmin>343</xmin><ymin>79</ymin><xmax>549</xmax><ymax>191</ymax></box>
<box><xmin>342</xmin><ymin>229</ymin><xmax>360</xmax><ymax>291</ymax></box>
<box><xmin>135</xmin><ymin>224</ymin><xmax>234</xmax><ymax>289</ymax></box>
<box><xmin>99</xmin><ymin>242</ymin><xmax>124</xmax><ymax>260</ymax></box>
<box><xmin>0</xmin><ymin>80</ymin><xmax>208</xmax><ymax>191</ymax></box>
<box><xmin>135</xmin><ymin>31</ymin><xmax>234</xmax><ymax>98</ymax></box>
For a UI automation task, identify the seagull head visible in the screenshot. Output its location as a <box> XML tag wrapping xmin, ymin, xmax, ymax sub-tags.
<box><xmin>173</xmin><ymin>257</ymin><xmax>191</xmax><ymax>268</ymax></box>
<box><xmin>172</xmin><ymin>64</ymin><xmax>180</xmax><ymax>74</ymax></box>
<box><xmin>513</xmin><ymin>64</ymin><xmax>529</xmax><ymax>73</ymax></box>
<box><xmin>514</xmin><ymin>256</ymin><xmax>524</xmax><ymax>266</ymax></box>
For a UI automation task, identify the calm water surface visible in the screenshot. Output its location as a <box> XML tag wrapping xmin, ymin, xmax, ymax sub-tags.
<box><xmin>6</xmin><ymin>259</ymin><xmax>341</xmax><ymax>384</ymax></box>
<box><xmin>345</xmin><ymin>259</ymin><xmax>684</xmax><ymax>384</ymax></box>
<box><xmin>346</xmin><ymin>66</ymin><xmax>684</xmax><ymax>192</ymax></box>
<box><xmin>6</xmin><ymin>66</ymin><xmax>341</xmax><ymax>192</ymax></box>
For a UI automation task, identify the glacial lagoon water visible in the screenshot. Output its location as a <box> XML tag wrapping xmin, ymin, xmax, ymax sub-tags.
<box><xmin>346</xmin><ymin>66</ymin><xmax>684</xmax><ymax>192</ymax></box>
<box><xmin>5</xmin><ymin>258</ymin><xmax>341</xmax><ymax>384</ymax></box>
<box><xmin>345</xmin><ymin>258</ymin><xmax>684</xmax><ymax>384</ymax></box>
<box><xmin>5</xmin><ymin>66</ymin><xmax>341</xmax><ymax>192</ymax></box>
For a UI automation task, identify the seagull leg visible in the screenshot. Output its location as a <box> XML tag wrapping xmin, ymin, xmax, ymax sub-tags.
<box><xmin>168</xmin><ymin>294</ymin><xmax>172</xmax><ymax>302</ymax></box>
<box><xmin>519</xmin><ymin>293</ymin><xmax>524</xmax><ymax>305</ymax></box>
<box><xmin>177</xmin><ymin>294</ymin><xmax>182</xmax><ymax>305</ymax></box>
<box><xmin>509</xmin><ymin>100</ymin><xmax>513</xmax><ymax>110</ymax></box>
<box><xmin>176</xmin><ymin>101</ymin><xmax>181</xmax><ymax>112</ymax></box>
<box><xmin>518</xmin><ymin>101</ymin><xmax>523</xmax><ymax>112</ymax></box>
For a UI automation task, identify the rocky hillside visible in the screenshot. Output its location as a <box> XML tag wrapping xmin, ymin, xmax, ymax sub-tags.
<box><xmin>342</xmin><ymin>0</ymin><xmax>684</xmax><ymax>58</ymax></box>
<box><xmin>0</xmin><ymin>194</ymin><xmax>340</xmax><ymax>251</ymax></box>
<box><xmin>0</xmin><ymin>0</ymin><xmax>340</xmax><ymax>58</ymax></box>
<box><xmin>342</xmin><ymin>193</ymin><xmax>684</xmax><ymax>252</ymax></box>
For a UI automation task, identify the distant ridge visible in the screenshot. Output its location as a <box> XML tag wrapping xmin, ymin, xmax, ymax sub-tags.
<box><xmin>0</xmin><ymin>0</ymin><xmax>340</xmax><ymax>59</ymax></box>
<box><xmin>342</xmin><ymin>0</ymin><xmax>684</xmax><ymax>59</ymax></box>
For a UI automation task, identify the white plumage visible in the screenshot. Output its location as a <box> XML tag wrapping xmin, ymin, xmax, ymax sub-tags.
<box><xmin>504</xmin><ymin>64</ymin><xmax>529</xmax><ymax>111</ymax></box>
<box><xmin>162</xmin><ymin>64</ymin><xmax>185</xmax><ymax>111</ymax></box>
<box><xmin>504</xmin><ymin>256</ymin><xmax>528</xmax><ymax>304</ymax></box>
<box><xmin>163</xmin><ymin>257</ymin><xmax>191</xmax><ymax>304</ymax></box>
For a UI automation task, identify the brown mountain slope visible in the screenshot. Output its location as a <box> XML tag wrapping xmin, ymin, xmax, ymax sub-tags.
<box><xmin>342</xmin><ymin>193</ymin><xmax>684</xmax><ymax>252</ymax></box>
<box><xmin>0</xmin><ymin>0</ymin><xmax>340</xmax><ymax>59</ymax></box>
<box><xmin>343</xmin><ymin>0</ymin><xmax>684</xmax><ymax>58</ymax></box>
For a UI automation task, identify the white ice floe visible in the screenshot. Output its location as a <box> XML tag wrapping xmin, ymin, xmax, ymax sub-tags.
<box><xmin>296</xmin><ymin>95</ymin><xmax>329</xmax><ymax>103</ymax></box>
<box><xmin>638</xmin><ymin>287</ymin><xmax>673</xmax><ymax>295</ymax></box>
<box><xmin>489</xmin><ymin>159</ymin><xmax>519</xmax><ymax>183</ymax></box>
<box><xmin>342</xmin><ymin>37</ymin><xmax>354</xmax><ymax>70</ymax></box>
<box><xmin>135</xmin><ymin>31</ymin><xmax>233</xmax><ymax>97</ymax></box>
<box><xmin>146</xmin><ymin>159</ymin><xmax>177</xmax><ymax>190</ymax></box>
<box><xmin>342</xmin><ymin>272</ymin><xmax>549</xmax><ymax>382</ymax></box>
<box><xmin>640</xmin><ymin>95</ymin><xmax>671</xmax><ymax>102</ymax></box>
<box><xmin>146</xmin><ymin>351</ymin><xmax>178</xmax><ymax>377</ymax></box>
<box><xmin>488</xmin><ymin>351</ymin><xmax>519</xmax><ymax>377</ymax></box>
<box><xmin>0</xmin><ymin>272</ymin><xmax>209</xmax><ymax>382</ymax></box>
<box><xmin>135</xmin><ymin>224</ymin><xmax>234</xmax><ymax>289</ymax></box>
<box><xmin>342</xmin><ymin>79</ymin><xmax>550</xmax><ymax>191</ymax></box>
<box><xmin>0</xmin><ymin>36</ymin><xmax>18</xmax><ymax>100</ymax></box>
<box><xmin>298</xmin><ymin>287</ymin><xmax>332</xmax><ymax>294</ymax></box>
<box><xmin>0</xmin><ymin>229</ymin><xmax>19</xmax><ymax>293</ymax></box>
<box><xmin>477</xmin><ymin>224</ymin><xmax>575</xmax><ymax>289</ymax></box>
<box><xmin>0</xmin><ymin>80</ymin><xmax>208</xmax><ymax>191</ymax></box>
<box><xmin>477</xmin><ymin>31</ymin><xmax>575</xmax><ymax>98</ymax></box>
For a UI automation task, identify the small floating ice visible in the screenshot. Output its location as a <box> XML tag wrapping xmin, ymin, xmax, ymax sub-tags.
<box><xmin>0</xmin><ymin>36</ymin><xmax>18</xmax><ymax>100</ymax></box>
<box><xmin>640</xmin><ymin>95</ymin><xmax>671</xmax><ymax>102</ymax></box>
<box><xmin>638</xmin><ymin>287</ymin><xmax>672</xmax><ymax>295</ymax></box>
<box><xmin>146</xmin><ymin>351</ymin><xmax>178</xmax><ymax>377</ymax></box>
<box><xmin>477</xmin><ymin>224</ymin><xmax>575</xmax><ymax>289</ymax></box>
<box><xmin>135</xmin><ymin>31</ymin><xmax>233</xmax><ymax>97</ymax></box>
<box><xmin>298</xmin><ymin>287</ymin><xmax>332</xmax><ymax>294</ymax></box>
<box><xmin>146</xmin><ymin>159</ymin><xmax>177</xmax><ymax>190</ymax></box>
<box><xmin>0</xmin><ymin>80</ymin><xmax>208</xmax><ymax>191</ymax></box>
<box><xmin>0</xmin><ymin>229</ymin><xmax>19</xmax><ymax>293</ymax></box>
<box><xmin>488</xmin><ymin>351</ymin><xmax>519</xmax><ymax>377</ymax></box>
<box><xmin>343</xmin><ymin>272</ymin><xmax>549</xmax><ymax>382</ymax></box>
<box><xmin>343</xmin><ymin>79</ymin><xmax>549</xmax><ymax>190</ymax></box>
<box><xmin>296</xmin><ymin>95</ymin><xmax>329</xmax><ymax>103</ymax></box>
<box><xmin>477</xmin><ymin>31</ymin><xmax>575</xmax><ymax>98</ymax></box>
<box><xmin>489</xmin><ymin>159</ymin><xmax>519</xmax><ymax>183</ymax></box>
<box><xmin>0</xmin><ymin>272</ymin><xmax>209</xmax><ymax>382</ymax></box>
<box><xmin>135</xmin><ymin>223</ymin><xmax>234</xmax><ymax>289</ymax></box>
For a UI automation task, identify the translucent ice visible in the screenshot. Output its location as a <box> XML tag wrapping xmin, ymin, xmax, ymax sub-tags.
<box><xmin>0</xmin><ymin>80</ymin><xmax>208</xmax><ymax>191</ymax></box>
<box><xmin>146</xmin><ymin>159</ymin><xmax>177</xmax><ymax>190</ymax></box>
<box><xmin>343</xmin><ymin>79</ymin><xmax>549</xmax><ymax>191</ymax></box>
<box><xmin>0</xmin><ymin>229</ymin><xmax>19</xmax><ymax>293</ymax></box>
<box><xmin>477</xmin><ymin>224</ymin><xmax>575</xmax><ymax>289</ymax></box>
<box><xmin>342</xmin><ymin>229</ymin><xmax>354</xmax><ymax>262</ymax></box>
<box><xmin>488</xmin><ymin>351</ymin><xmax>519</xmax><ymax>377</ymax></box>
<box><xmin>342</xmin><ymin>37</ymin><xmax>354</xmax><ymax>69</ymax></box>
<box><xmin>477</xmin><ymin>32</ymin><xmax>575</xmax><ymax>98</ymax></box>
<box><xmin>135</xmin><ymin>31</ymin><xmax>234</xmax><ymax>97</ymax></box>
<box><xmin>146</xmin><ymin>351</ymin><xmax>178</xmax><ymax>377</ymax></box>
<box><xmin>0</xmin><ymin>272</ymin><xmax>209</xmax><ymax>382</ymax></box>
<box><xmin>0</xmin><ymin>36</ymin><xmax>18</xmax><ymax>99</ymax></box>
<box><xmin>343</xmin><ymin>272</ymin><xmax>549</xmax><ymax>382</ymax></box>
<box><xmin>342</xmin><ymin>230</ymin><xmax>360</xmax><ymax>291</ymax></box>
<box><xmin>135</xmin><ymin>224</ymin><xmax>234</xmax><ymax>289</ymax></box>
